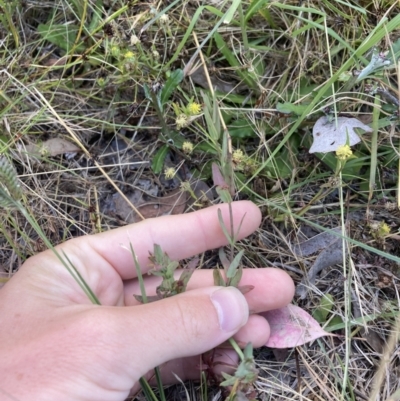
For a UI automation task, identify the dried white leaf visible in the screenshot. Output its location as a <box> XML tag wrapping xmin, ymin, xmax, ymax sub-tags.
<box><xmin>26</xmin><ymin>138</ymin><xmax>80</xmax><ymax>157</ymax></box>
<box><xmin>309</xmin><ymin>116</ymin><xmax>372</xmax><ymax>154</ymax></box>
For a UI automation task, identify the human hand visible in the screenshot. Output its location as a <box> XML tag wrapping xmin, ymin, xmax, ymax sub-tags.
<box><xmin>0</xmin><ymin>201</ymin><xmax>294</xmax><ymax>401</ymax></box>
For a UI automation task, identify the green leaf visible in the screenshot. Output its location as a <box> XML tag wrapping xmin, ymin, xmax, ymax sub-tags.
<box><xmin>217</xmin><ymin>208</ymin><xmax>234</xmax><ymax>246</ymax></box>
<box><xmin>143</xmin><ymin>83</ymin><xmax>151</xmax><ymax>101</ymax></box>
<box><xmin>313</xmin><ymin>294</ymin><xmax>335</xmax><ymax>323</ymax></box>
<box><xmin>130</xmin><ymin>243</ymin><xmax>148</xmax><ymax>304</ymax></box>
<box><xmin>37</xmin><ymin>23</ymin><xmax>85</xmax><ymax>52</ymax></box>
<box><xmin>213</xmin><ymin>268</ymin><xmax>226</xmax><ymax>286</ymax></box>
<box><xmin>219</xmin><ymin>248</ymin><xmax>230</xmax><ymax>270</ymax></box>
<box><xmin>228</xmin><ymin>265</ymin><xmax>243</xmax><ymax>287</ymax></box>
<box><xmin>0</xmin><ymin>135</ymin><xmax>8</xmax><ymax>146</ymax></box>
<box><xmin>177</xmin><ymin>269</ymin><xmax>195</xmax><ymax>293</ymax></box>
<box><xmin>245</xmin><ymin>0</ymin><xmax>270</xmax><ymax>22</ymax></box>
<box><xmin>227</xmin><ymin>250</ymin><xmax>244</xmax><ymax>279</ymax></box>
<box><xmin>160</xmin><ymin>69</ymin><xmax>184</xmax><ymax>106</ymax></box>
<box><xmin>202</xmin><ymin>91</ymin><xmax>221</xmax><ymax>141</ymax></box>
<box><xmin>196</xmin><ymin>141</ymin><xmax>218</xmax><ymax>154</ymax></box>
<box><xmin>276</xmin><ymin>101</ymin><xmax>309</xmax><ymax>115</ymax></box>
<box><xmin>151</xmin><ymin>145</ymin><xmax>169</xmax><ymax>174</ymax></box>
<box><xmin>229</xmin><ymin>119</ymin><xmax>256</xmax><ymax>139</ymax></box>
<box><xmin>223</xmin><ymin>0</ymin><xmax>241</xmax><ymax>24</ymax></box>
<box><xmin>216</xmin><ymin>186</ymin><xmax>232</xmax><ymax>203</ymax></box>
<box><xmin>213</xmin><ymin>32</ymin><xmax>257</xmax><ymax>90</ymax></box>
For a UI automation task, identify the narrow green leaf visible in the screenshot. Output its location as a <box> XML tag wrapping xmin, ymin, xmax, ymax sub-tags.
<box><xmin>217</xmin><ymin>208</ymin><xmax>234</xmax><ymax>246</ymax></box>
<box><xmin>178</xmin><ymin>269</ymin><xmax>195</xmax><ymax>293</ymax></box>
<box><xmin>202</xmin><ymin>91</ymin><xmax>221</xmax><ymax>141</ymax></box>
<box><xmin>130</xmin><ymin>243</ymin><xmax>148</xmax><ymax>304</ymax></box>
<box><xmin>276</xmin><ymin>102</ymin><xmax>309</xmax><ymax>116</ymax></box>
<box><xmin>151</xmin><ymin>145</ymin><xmax>169</xmax><ymax>174</ymax></box>
<box><xmin>153</xmin><ymin>244</ymin><xmax>164</xmax><ymax>264</ymax></box>
<box><xmin>224</xmin><ymin>0</ymin><xmax>241</xmax><ymax>24</ymax></box>
<box><xmin>213</xmin><ymin>268</ymin><xmax>226</xmax><ymax>286</ymax></box>
<box><xmin>228</xmin><ymin>265</ymin><xmax>243</xmax><ymax>287</ymax></box>
<box><xmin>216</xmin><ymin>187</ymin><xmax>233</xmax><ymax>203</ymax></box>
<box><xmin>219</xmin><ymin>247</ymin><xmax>230</xmax><ymax>270</ymax></box>
<box><xmin>245</xmin><ymin>0</ymin><xmax>272</xmax><ymax>22</ymax></box>
<box><xmin>213</xmin><ymin>32</ymin><xmax>257</xmax><ymax>90</ymax></box>
<box><xmin>221</xmin><ymin>132</ymin><xmax>235</xmax><ymax>196</ymax></box>
<box><xmin>160</xmin><ymin>69</ymin><xmax>184</xmax><ymax>105</ymax></box>
<box><xmin>143</xmin><ymin>83</ymin><xmax>151</xmax><ymax>101</ymax></box>
<box><xmin>227</xmin><ymin>250</ymin><xmax>244</xmax><ymax>279</ymax></box>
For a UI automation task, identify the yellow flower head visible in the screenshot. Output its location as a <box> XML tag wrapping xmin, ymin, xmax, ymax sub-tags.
<box><xmin>176</xmin><ymin>114</ymin><xmax>188</xmax><ymax>130</ymax></box>
<box><xmin>232</xmin><ymin>149</ymin><xmax>245</xmax><ymax>164</ymax></box>
<box><xmin>164</xmin><ymin>167</ymin><xmax>176</xmax><ymax>179</ymax></box>
<box><xmin>124</xmin><ymin>50</ymin><xmax>135</xmax><ymax>60</ymax></box>
<box><xmin>379</xmin><ymin>222</ymin><xmax>391</xmax><ymax>236</ymax></box>
<box><xmin>186</xmin><ymin>102</ymin><xmax>201</xmax><ymax>116</ymax></box>
<box><xmin>369</xmin><ymin>220</ymin><xmax>391</xmax><ymax>239</ymax></box>
<box><xmin>111</xmin><ymin>45</ymin><xmax>121</xmax><ymax>58</ymax></box>
<box><xmin>336</xmin><ymin>144</ymin><xmax>352</xmax><ymax>160</ymax></box>
<box><xmin>182</xmin><ymin>141</ymin><xmax>194</xmax><ymax>154</ymax></box>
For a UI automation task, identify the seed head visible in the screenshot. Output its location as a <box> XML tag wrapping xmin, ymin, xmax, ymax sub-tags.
<box><xmin>182</xmin><ymin>141</ymin><xmax>194</xmax><ymax>154</ymax></box>
<box><xmin>186</xmin><ymin>102</ymin><xmax>201</xmax><ymax>116</ymax></box>
<box><xmin>164</xmin><ymin>167</ymin><xmax>176</xmax><ymax>179</ymax></box>
<box><xmin>336</xmin><ymin>144</ymin><xmax>353</xmax><ymax>160</ymax></box>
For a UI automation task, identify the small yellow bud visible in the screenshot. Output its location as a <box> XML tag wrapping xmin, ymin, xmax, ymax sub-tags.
<box><xmin>232</xmin><ymin>149</ymin><xmax>245</xmax><ymax>164</ymax></box>
<box><xmin>369</xmin><ymin>220</ymin><xmax>391</xmax><ymax>239</ymax></box>
<box><xmin>186</xmin><ymin>102</ymin><xmax>201</xmax><ymax>116</ymax></box>
<box><xmin>336</xmin><ymin>144</ymin><xmax>353</xmax><ymax>160</ymax></box>
<box><xmin>96</xmin><ymin>77</ymin><xmax>106</xmax><ymax>88</ymax></box>
<box><xmin>124</xmin><ymin>50</ymin><xmax>135</xmax><ymax>60</ymax></box>
<box><xmin>176</xmin><ymin>114</ymin><xmax>188</xmax><ymax>130</ymax></box>
<box><xmin>111</xmin><ymin>45</ymin><xmax>121</xmax><ymax>58</ymax></box>
<box><xmin>180</xmin><ymin>181</ymin><xmax>191</xmax><ymax>191</ymax></box>
<box><xmin>164</xmin><ymin>167</ymin><xmax>176</xmax><ymax>179</ymax></box>
<box><xmin>182</xmin><ymin>141</ymin><xmax>194</xmax><ymax>154</ymax></box>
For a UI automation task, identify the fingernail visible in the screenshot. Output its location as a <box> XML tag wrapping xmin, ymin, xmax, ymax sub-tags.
<box><xmin>210</xmin><ymin>287</ymin><xmax>249</xmax><ymax>332</ymax></box>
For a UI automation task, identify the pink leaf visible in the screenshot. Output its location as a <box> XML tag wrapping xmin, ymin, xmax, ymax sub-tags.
<box><xmin>211</xmin><ymin>163</ymin><xmax>228</xmax><ymax>189</ymax></box>
<box><xmin>261</xmin><ymin>304</ymin><xmax>331</xmax><ymax>348</ymax></box>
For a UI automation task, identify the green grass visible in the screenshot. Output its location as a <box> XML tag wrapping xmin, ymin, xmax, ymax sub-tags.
<box><xmin>1</xmin><ymin>0</ymin><xmax>400</xmax><ymax>400</ymax></box>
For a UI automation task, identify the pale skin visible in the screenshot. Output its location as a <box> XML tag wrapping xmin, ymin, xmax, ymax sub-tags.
<box><xmin>0</xmin><ymin>201</ymin><xmax>294</xmax><ymax>401</ymax></box>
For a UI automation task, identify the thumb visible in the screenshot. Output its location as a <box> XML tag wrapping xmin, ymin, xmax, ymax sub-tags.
<box><xmin>117</xmin><ymin>286</ymin><xmax>249</xmax><ymax>378</ymax></box>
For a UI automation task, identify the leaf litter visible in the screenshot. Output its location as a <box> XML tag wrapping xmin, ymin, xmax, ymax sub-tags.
<box><xmin>292</xmin><ymin>227</ymin><xmax>344</xmax><ymax>299</ymax></box>
<box><xmin>309</xmin><ymin>116</ymin><xmax>372</xmax><ymax>153</ymax></box>
<box><xmin>262</xmin><ymin>304</ymin><xmax>332</xmax><ymax>348</ymax></box>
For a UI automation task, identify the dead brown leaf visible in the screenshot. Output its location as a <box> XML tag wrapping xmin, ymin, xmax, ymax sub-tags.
<box><xmin>112</xmin><ymin>188</ymin><xmax>188</xmax><ymax>224</ymax></box>
<box><xmin>25</xmin><ymin>138</ymin><xmax>80</xmax><ymax>157</ymax></box>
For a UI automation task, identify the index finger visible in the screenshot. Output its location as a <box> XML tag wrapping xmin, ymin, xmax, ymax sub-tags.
<box><xmin>88</xmin><ymin>201</ymin><xmax>261</xmax><ymax>280</ymax></box>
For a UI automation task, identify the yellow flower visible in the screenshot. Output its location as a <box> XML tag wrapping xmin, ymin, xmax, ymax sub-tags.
<box><xmin>336</xmin><ymin>144</ymin><xmax>352</xmax><ymax>160</ymax></box>
<box><xmin>164</xmin><ymin>167</ymin><xmax>176</xmax><ymax>179</ymax></box>
<box><xmin>176</xmin><ymin>114</ymin><xmax>188</xmax><ymax>129</ymax></box>
<box><xmin>111</xmin><ymin>45</ymin><xmax>121</xmax><ymax>58</ymax></box>
<box><xmin>180</xmin><ymin>181</ymin><xmax>191</xmax><ymax>192</ymax></box>
<box><xmin>182</xmin><ymin>141</ymin><xmax>194</xmax><ymax>154</ymax></box>
<box><xmin>124</xmin><ymin>50</ymin><xmax>135</xmax><ymax>60</ymax></box>
<box><xmin>369</xmin><ymin>220</ymin><xmax>391</xmax><ymax>239</ymax></box>
<box><xmin>379</xmin><ymin>222</ymin><xmax>391</xmax><ymax>236</ymax></box>
<box><xmin>232</xmin><ymin>149</ymin><xmax>245</xmax><ymax>164</ymax></box>
<box><xmin>186</xmin><ymin>102</ymin><xmax>201</xmax><ymax>116</ymax></box>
